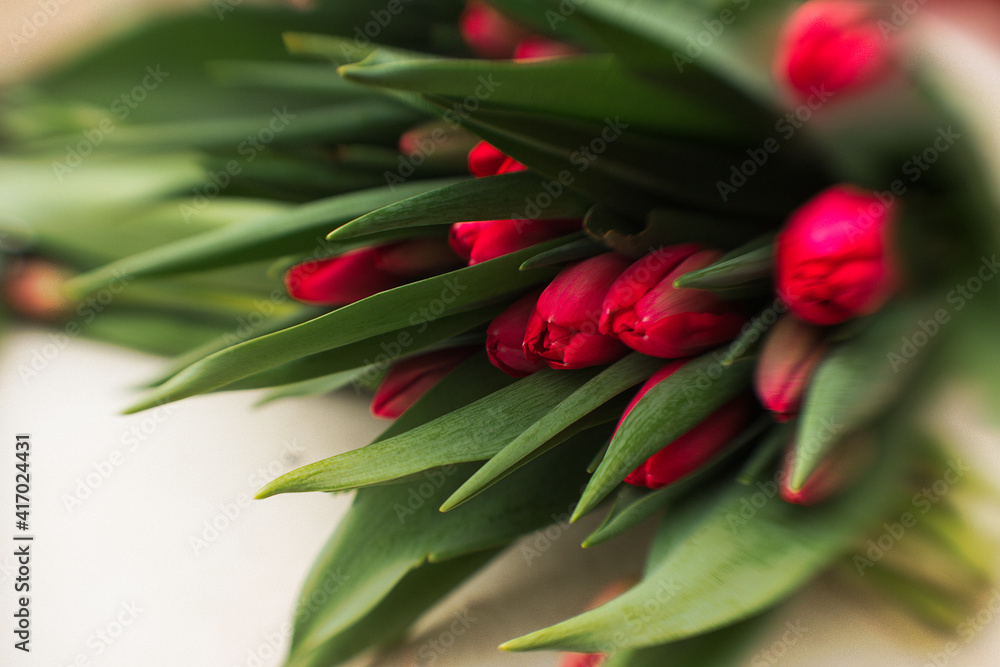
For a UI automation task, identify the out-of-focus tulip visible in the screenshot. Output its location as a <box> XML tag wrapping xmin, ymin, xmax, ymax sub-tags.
<box><xmin>451</xmin><ymin>218</ymin><xmax>581</xmax><ymax>265</ymax></box>
<box><xmin>371</xmin><ymin>348</ymin><xmax>476</xmax><ymax>419</ymax></box>
<box><xmin>286</xmin><ymin>239</ymin><xmax>460</xmax><ymax>306</ymax></box>
<box><xmin>780</xmin><ymin>431</ymin><xmax>873</xmax><ymax>504</ymax></box>
<box><xmin>459</xmin><ymin>0</ymin><xmax>533</xmax><ymax>59</ymax></box>
<box><xmin>285</xmin><ymin>247</ymin><xmax>403</xmax><ymax>306</ymax></box>
<box><xmin>622</xmin><ymin>362</ymin><xmax>754</xmax><ymax>489</ymax></box>
<box><xmin>558</xmin><ymin>653</ymin><xmax>605</xmax><ymax>667</ymax></box>
<box><xmin>514</xmin><ymin>37</ymin><xmax>579</xmax><ymax>60</ymax></box>
<box><xmin>774</xmin><ymin>0</ymin><xmax>893</xmax><ymax>99</ymax></box>
<box><xmin>524</xmin><ymin>253</ymin><xmax>631</xmax><ymax>370</ymax></box>
<box><xmin>754</xmin><ymin>315</ymin><xmax>828</xmax><ymax>421</ymax></box>
<box><xmin>486</xmin><ymin>289</ymin><xmax>546</xmax><ymax>377</ymax></box>
<box><xmin>2</xmin><ymin>257</ymin><xmax>72</xmax><ymax>321</ymax></box>
<box><xmin>372</xmin><ymin>238</ymin><xmax>463</xmax><ymax>277</ymax></box>
<box><xmin>600</xmin><ymin>245</ymin><xmax>746</xmax><ymax>359</ymax></box>
<box><xmin>776</xmin><ymin>184</ymin><xmax>899</xmax><ymax>325</ymax></box>
<box><xmin>468</xmin><ymin>140</ymin><xmax>527</xmax><ymax>178</ymax></box>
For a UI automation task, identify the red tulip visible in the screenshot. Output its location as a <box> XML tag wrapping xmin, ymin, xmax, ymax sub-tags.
<box><xmin>371</xmin><ymin>348</ymin><xmax>476</xmax><ymax>419</ymax></box>
<box><xmin>372</xmin><ymin>238</ymin><xmax>462</xmax><ymax>277</ymax></box>
<box><xmin>524</xmin><ymin>253</ymin><xmax>632</xmax><ymax>370</ymax></box>
<box><xmin>451</xmin><ymin>218</ymin><xmax>581</xmax><ymax>266</ymax></box>
<box><xmin>775</xmin><ymin>0</ymin><xmax>893</xmax><ymax>99</ymax></box>
<box><xmin>754</xmin><ymin>315</ymin><xmax>828</xmax><ymax>421</ymax></box>
<box><xmin>459</xmin><ymin>0</ymin><xmax>533</xmax><ymax>59</ymax></box>
<box><xmin>558</xmin><ymin>654</ymin><xmax>605</xmax><ymax>667</ymax></box>
<box><xmin>514</xmin><ymin>37</ymin><xmax>579</xmax><ymax>60</ymax></box>
<box><xmin>622</xmin><ymin>362</ymin><xmax>754</xmax><ymax>489</ymax></box>
<box><xmin>486</xmin><ymin>289</ymin><xmax>547</xmax><ymax>377</ymax></box>
<box><xmin>2</xmin><ymin>258</ymin><xmax>72</xmax><ymax>321</ymax></box>
<box><xmin>776</xmin><ymin>184</ymin><xmax>899</xmax><ymax>325</ymax></box>
<box><xmin>600</xmin><ymin>245</ymin><xmax>746</xmax><ymax>359</ymax></box>
<box><xmin>468</xmin><ymin>140</ymin><xmax>526</xmax><ymax>177</ymax></box>
<box><xmin>780</xmin><ymin>431</ymin><xmax>872</xmax><ymax>504</ymax></box>
<box><xmin>285</xmin><ymin>247</ymin><xmax>404</xmax><ymax>306</ymax></box>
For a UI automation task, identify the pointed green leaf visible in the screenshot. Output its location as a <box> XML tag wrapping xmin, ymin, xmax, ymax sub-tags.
<box><xmin>441</xmin><ymin>354</ymin><xmax>660</xmax><ymax>511</ymax></box>
<box><xmin>674</xmin><ymin>235</ymin><xmax>774</xmax><ymax>290</ymax></box>
<box><xmin>791</xmin><ymin>301</ymin><xmax>922</xmax><ymax>491</ymax></box>
<box><xmin>257</xmin><ymin>362</ymin><xmax>601</xmax><ymax>496</ymax></box>
<box><xmin>573</xmin><ymin>353</ymin><xmax>754</xmax><ymax>521</ymax></box>
<box><xmin>502</xmin><ymin>416</ymin><xmax>910</xmax><ymax>653</ymax></box>
<box><xmin>583</xmin><ymin>416</ymin><xmax>771</xmax><ymax>547</ymax></box>
<box><xmin>519</xmin><ymin>235</ymin><xmax>604</xmax><ymax>270</ymax></box>
<box><xmin>122</xmin><ymin>240</ymin><xmax>563</xmax><ymax>413</ymax></box>
<box><xmin>327</xmin><ymin>171</ymin><xmax>592</xmax><ymax>241</ymax></box>
<box><xmin>338</xmin><ymin>54</ymin><xmax>751</xmax><ymax>139</ymax></box>
<box><xmin>65</xmin><ymin>178</ymin><xmax>464</xmax><ymax>295</ymax></box>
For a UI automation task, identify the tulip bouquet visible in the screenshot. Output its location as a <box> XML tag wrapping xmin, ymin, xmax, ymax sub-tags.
<box><xmin>3</xmin><ymin>0</ymin><xmax>1000</xmax><ymax>665</ymax></box>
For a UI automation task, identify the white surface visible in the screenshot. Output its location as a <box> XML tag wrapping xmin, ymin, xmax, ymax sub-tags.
<box><xmin>0</xmin><ymin>329</ymin><xmax>999</xmax><ymax>667</ymax></box>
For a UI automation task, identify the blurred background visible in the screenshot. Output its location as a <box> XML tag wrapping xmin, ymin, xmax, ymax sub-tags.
<box><xmin>3</xmin><ymin>1</ymin><xmax>1000</xmax><ymax>666</ymax></box>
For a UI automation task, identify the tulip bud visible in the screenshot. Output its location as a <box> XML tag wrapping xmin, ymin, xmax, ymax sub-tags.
<box><xmin>371</xmin><ymin>348</ymin><xmax>476</xmax><ymax>419</ymax></box>
<box><xmin>459</xmin><ymin>0</ymin><xmax>533</xmax><ymax>59</ymax></box>
<box><xmin>622</xmin><ymin>362</ymin><xmax>755</xmax><ymax>489</ymax></box>
<box><xmin>2</xmin><ymin>257</ymin><xmax>73</xmax><ymax>321</ymax></box>
<box><xmin>775</xmin><ymin>0</ymin><xmax>893</xmax><ymax>99</ymax></box>
<box><xmin>451</xmin><ymin>218</ymin><xmax>581</xmax><ymax>266</ymax></box>
<box><xmin>285</xmin><ymin>248</ymin><xmax>402</xmax><ymax>306</ymax></box>
<box><xmin>486</xmin><ymin>289</ymin><xmax>546</xmax><ymax>377</ymax></box>
<box><xmin>754</xmin><ymin>315</ymin><xmax>828</xmax><ymax>421</ymax></box>
<box><xmin>776</xmin><ymin>184</ymin><xmax>899</xmax><ymax>325</ymax></box>
<box><xmin>372</xmin><ymin>238</ymin><xmax>463</xmax><ymax>277</ymax></box>
<box><xmin>524</xmin><ymin>253</ymin><xmax>632</xmax><ymax>370</ymax></box>
<box><xmin>600</xmin><ymin>245</ymin><xmax>746</xmax><ymax>359</ymax></box>
<box><xmin>468</xmin><ymin>140</ymin><xmax>527</xmax><ymax>178</ymax></box>
<box><xmin>514</xmin><ymin>37</ymin><xmax>579</xmax><ymax>60</ymax></box>
<box><xmin>780</xmin><ymin>430</ymin><xmax>873</xmax><ymax>504</ymax></box>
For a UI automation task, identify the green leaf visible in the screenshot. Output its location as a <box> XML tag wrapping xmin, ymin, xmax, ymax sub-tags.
<box><xmin>285</xmin><ymin>428</ymin><xmax>602</xmax><ymax>663</ymax></box>
<box><xmin>253</xmin><ymin>368</ymin><xmax>370</xmax><ymax>406</ymax></box>
<box><xmin>122</xmin><ymin>240</ymin><xmax>562</xmax><ymax>413</ymax></box>
<box><xmin>573</xmin><ymin>353</ymin><xmax>754</xmax><ymax>521</ymax></box>
<box><xmin>501</xmin><ymin>415</ymin><xmax>911</xmax><ymax>653</ymax></box>
<box><xmin>582</xmin><ymin>416</ymin><xmax>771</xmax><ymax>548</ymax></box>
<box><xmin>256</xmin><ymin>362</ymin><xmax>600</xmax><ymax>496</ymax></box>
<box><xmin>286</xmin><ymin>550</ymin><xmax>500</xmax><ymax>667</ymax></box>
<box><xmin>602</xmin><ymin>613</ymin><xmax>772</xmax><ymax>667</ymax></box>
<box><xmin>441</xmin><ymin>353</ymin><xmax>660</xmax><ymax>511</ymax></box>
<box><xmin>790</xmin><ymin>301</ymin><xmax>921</xmax><ymax>491</ymax></box>
<box><xmin>673</xmin><ymin>234</ymin><xmax>774</xmax><ymax>290</ymax></box>
<box><xmin>519</xmin><ymin>235</ymin><xmax>604</xmax><ymax>270</ymax></box>
<box><xmin>338</xmin><ymin>54</ymin><xmax>752</xmax><ymax>139</ymax></box>
<box><xmin>64</xmin><ymin>178</ymin><xmax>464</xmax><ymax>295</ymax></box>
<box><xmin>213</xmin><ymin>304</ymin><xmax>498</xmax><ymax>392</ymax></box>
<box><xmin>327</xmin><ymin>171</ymin><xmax>592</xmax><ymax>241</ymax></box>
